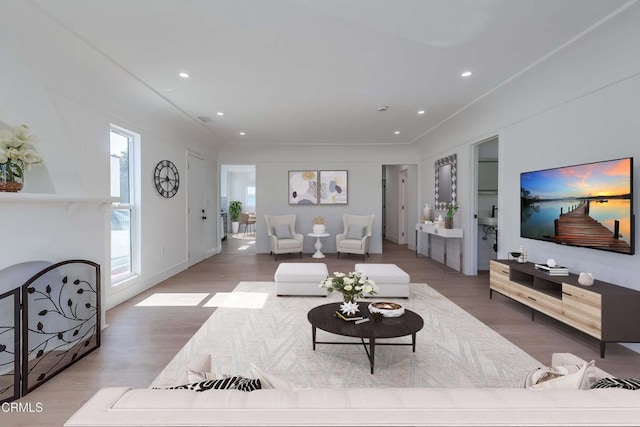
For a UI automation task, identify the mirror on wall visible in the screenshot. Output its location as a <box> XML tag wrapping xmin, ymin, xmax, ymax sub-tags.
<box><xmin>435</xmin><ymin>153</ymin><xmax>457</xmax><ymax>210</ymax></box>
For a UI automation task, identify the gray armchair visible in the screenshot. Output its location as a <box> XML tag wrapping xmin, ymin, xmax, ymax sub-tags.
<box><xmin>336</xmin><ymin>214</ymin><xmax>374</xmax><ymax>261</ymax></box>
<box><xmin>265</xmin><ymin>214</ymin><xmax>304</xmax><ymax>261</ymax></box>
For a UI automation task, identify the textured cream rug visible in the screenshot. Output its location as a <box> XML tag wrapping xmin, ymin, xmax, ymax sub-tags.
<box><xmin>151</xmin><ymin>282</ymin><xmax>541</xmax><ymax>389</ymax></box>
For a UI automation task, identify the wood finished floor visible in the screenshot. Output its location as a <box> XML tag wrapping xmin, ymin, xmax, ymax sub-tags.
<box><xmin>5</xmin><ymin>235</ymin><xmax>640</xmax><ymax>426</ymax></box>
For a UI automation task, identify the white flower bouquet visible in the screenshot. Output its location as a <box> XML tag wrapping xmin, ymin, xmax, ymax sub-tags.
<box><xmin>320</xmin><ymin>271</ymin><xmax>378</xmax><ymax>303</ymax></box>
<box><xmin>0</xmin><ymin>123</ymin><xmax>43</xmax><ymax>191</ymax></box>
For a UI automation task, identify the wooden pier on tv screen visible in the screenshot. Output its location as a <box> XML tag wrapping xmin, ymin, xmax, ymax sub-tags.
<box><xmin>550</xmin><ymin>201</ymin><xmax>632</xmax><ymax>254</ymax></box>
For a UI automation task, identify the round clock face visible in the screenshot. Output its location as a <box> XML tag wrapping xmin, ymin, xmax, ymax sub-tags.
<box><xmin>154</xmin><ymin>160</ymin><xmax>180</xmax><ymax>198</ymax></box>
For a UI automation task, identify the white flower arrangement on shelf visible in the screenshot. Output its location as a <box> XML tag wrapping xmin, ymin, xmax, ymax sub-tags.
<box><xmin>320</xmin><ymin>271</ymin><xmax>378</xmax><ymax>303</ymax></box>
<box><xmin>0</xmin><ymin>123</ymin><xmax>43</xmax><ymax>192</ymax></box>
<box><xmin>0</xmin><ymin>124</ymin><xmax>43</xmax><ymax>166</ymax></box>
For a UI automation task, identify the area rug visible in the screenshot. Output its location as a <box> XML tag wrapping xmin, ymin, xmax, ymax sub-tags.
<box><xmin>151</xmin><ymin>282</ymin><xmax>542</xmax><ymax>389</ymax></box>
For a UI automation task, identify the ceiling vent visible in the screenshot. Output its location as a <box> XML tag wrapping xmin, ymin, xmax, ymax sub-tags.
<box><xmin>197</xmin><ymin>115</ymin><xmax>214</xmax><ymax>123</ymax></box>
<box><xmin>377</xmin><ymin>105</ymin><xmax>389</xmax><ymax>112</ymax></box>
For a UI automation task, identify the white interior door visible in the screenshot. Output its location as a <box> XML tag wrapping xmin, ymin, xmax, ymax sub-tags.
<box><xmin>398</xmin><ymin>169</ymin><xmax>408</xmax><ymax>244</ymax></box>
<box><xmin>187</xmin><ymin>154</ymin><xmax>206</xmax><ymax>266</ymax></box>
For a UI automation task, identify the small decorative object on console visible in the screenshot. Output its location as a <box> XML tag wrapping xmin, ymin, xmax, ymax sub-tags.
<box><xmin>368</xmin><ymin>302</ymin><xmax>405</xmax><ymax>318</ymax></box>
<box><xmin>422</xmin><ymin>204</ymin><xmax>432</xmax><ymax>221</ymax></box>
<box><xmin>534</xmin><ymin>263</ymin><xmax>569</xmax><ymax>276</ymax></box>
<box><xmin>578</xmin><ymin>272</ymin><xmax>595</xmax><ymax>286</ymax></box>
<box><xmin>444</xmin><ymin>202</ymin><xmax>458</xmax><ymax>229</ymax></box>
<box><xmin>509</xmin><ymin>251</ymin><xmax>522</xmax><ymax>261</ymax></box>
<box><xmin>517</xmin><ymin>245</ymin><xmax>527</xmax><ymax>263</ymax></box>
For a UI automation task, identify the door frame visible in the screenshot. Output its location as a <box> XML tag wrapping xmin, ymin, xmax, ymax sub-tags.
<box><xmin>398</xmin><ymin>168</ymin><xmax>409</xmax><ymax>244</ymax></box>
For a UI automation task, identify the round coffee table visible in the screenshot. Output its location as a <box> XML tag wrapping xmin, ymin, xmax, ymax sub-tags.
<box><xmin>307</xmin><ymin>302</ymin><xmax>424</xmax><ymax>374</ymax></box>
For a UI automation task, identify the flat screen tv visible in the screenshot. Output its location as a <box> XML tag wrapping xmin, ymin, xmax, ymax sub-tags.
<box><xmin>520</xmin><ymin>157</ymin><xmax>634</xmax><ymax>255</ymax></box>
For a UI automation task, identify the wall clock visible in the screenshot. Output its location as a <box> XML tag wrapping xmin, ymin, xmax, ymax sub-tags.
<box><xmin>153</xmin><ymin>160</ymin><xmax>180</xmax><ymax>198</ymax></box>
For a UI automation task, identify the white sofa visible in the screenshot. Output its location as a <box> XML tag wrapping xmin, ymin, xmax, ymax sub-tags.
<box><xmin>65</xmin><ymin>353</ymin><xmax>640</xmax><ymax>426</ymax></box>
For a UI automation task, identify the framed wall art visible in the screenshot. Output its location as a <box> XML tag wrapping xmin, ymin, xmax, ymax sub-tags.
<box><xmin>319</xmin><ymin>170</ymin><xmax>348</xmax><ymax>205</ymax></box>
<box><xmin>288</xmin><ymin>170</ymin><xmax>318</xmax><ymax>204</ymax></box>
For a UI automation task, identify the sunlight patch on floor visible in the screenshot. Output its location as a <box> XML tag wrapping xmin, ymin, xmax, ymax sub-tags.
<box><xmin>135</xmin><ymin>293</ymin><xmax>210</xmax><ymax>307</ymax></box>
<box><xmin>236</xmin><ymin>240</ymin><xmax>255</xmax><ymax>250</ymax></box>
<box><xmin>203</xmin><ymin>292</ymin><xmax>268</xmax><ymax>309</ymax></box>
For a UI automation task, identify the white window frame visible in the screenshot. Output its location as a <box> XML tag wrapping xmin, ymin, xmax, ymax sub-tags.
<box><xmin>110</xmin><ymin>125</ymin><xmax>140</xmax><ymax>285</ymax></box>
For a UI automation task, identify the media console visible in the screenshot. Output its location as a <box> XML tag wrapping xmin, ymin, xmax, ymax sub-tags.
<box><xmin>489</xmin><ymin>260</ymin><xmax>640</xmax><ymax>358</ymax></box>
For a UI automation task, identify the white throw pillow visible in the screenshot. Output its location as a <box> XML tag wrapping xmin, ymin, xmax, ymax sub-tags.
<box><xmin>347</xmin><ymin>225</ymin><xmax>365</xmax><ymax>239</ymax></box>
<box><xmin>529</xmin><ymin>361</ymin><xmax>594</xmax><ymax>390</ymax></box>
<box><xmin>523</xmin><ymin>361</ymin><xmax>597</xmax><ymax>389</ymax></box>
<box><xmin>273</xmin><ymin>224</ymin><xmax>292</xmax><ymax>239</ymax></box>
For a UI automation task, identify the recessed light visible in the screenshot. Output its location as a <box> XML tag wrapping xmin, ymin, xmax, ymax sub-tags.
<box><xmin>178</xmin><ymin>72</ymin><xmax>189</xmax><ymax>78</ymax></box>
<box><xmin>461</xmin><ymin>71</ymin><xmax>472</xmax><ymax>78</ymax></box>
<box><xmin>217</xmin><ymin>112</ymin><xmax>224</xmax><ymax>116</ymax></box>
<box><xmin>239</xmin><ymin>132</ymin><xmax>246</xmax><ymax>136</ymax></box>
<box><xmin>417</xmin><ymin>110</ymin><xmax>426</xmax><ymax>115</ymax></box>
<box><xmin>394</xmin><ymin>131</ymin><xmax>400</xmax><ymax>135</ymax></box>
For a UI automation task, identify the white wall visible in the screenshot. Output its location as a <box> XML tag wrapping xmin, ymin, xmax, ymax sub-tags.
<box><xmin>413</xmin><ymin>2</ymin><xmax>640</xmax><ymax>350</ymax></box>
<box><xmin>0</xmin><ymin>2</ymin><xmax>220</xmax><ymax>315</ymax></box>
<box><xmin>220</xmin><ymin>144</ymin><xmax>420</xmax><ymax>254</ymax></box>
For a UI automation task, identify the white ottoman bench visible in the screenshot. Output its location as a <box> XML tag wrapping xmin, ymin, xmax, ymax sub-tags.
<box><xmin>355</xmin><ymin>263</ymin><xmax>410</xmax><ymax>298</ymax></box>
<box><xmin>275</xmin><ymin>263</ymin><xmax>329</xmax><ymax>296</ymax></box>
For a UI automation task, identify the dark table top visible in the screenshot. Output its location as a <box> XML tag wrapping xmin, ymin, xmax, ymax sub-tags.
<box><xmin>307</xmin><ymin>302</ymin><xmax>424</xmax><ymax>339</ymax></box>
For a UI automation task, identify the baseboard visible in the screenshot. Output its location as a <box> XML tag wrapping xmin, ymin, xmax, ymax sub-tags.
<box><xmin>105</xmin><ymin>260</ymin><xmax>189</xmax><ymax>310</ymax></box>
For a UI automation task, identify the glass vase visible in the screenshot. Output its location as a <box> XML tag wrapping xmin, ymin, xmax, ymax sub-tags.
<box><xmin>0</xmin><ymin>159</ymin><xmax>24</xmax><ymax>192</ymax></box>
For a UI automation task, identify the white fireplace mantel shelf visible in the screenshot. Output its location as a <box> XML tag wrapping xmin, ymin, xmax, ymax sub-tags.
<box><xmin>0</xmin><ymin>193</ymin><xmax>118</xmax><ymax>212</ymax></box>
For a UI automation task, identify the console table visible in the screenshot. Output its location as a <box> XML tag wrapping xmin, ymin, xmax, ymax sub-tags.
<box><xmin>415</xmin><ymin>223</ymin><xmax>463</xmax><ymax>271</ymax></box>
<box><xmin>489</xmin><ymin>260</ymin><xmax>640</xmax><ymax>357</ymax></box>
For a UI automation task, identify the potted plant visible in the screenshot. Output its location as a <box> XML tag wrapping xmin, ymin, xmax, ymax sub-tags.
<box><xmin>229</xmin><ymin>200</ymin><xmax>243</xmax><ymax>234</ymax></box>
<box><xmin>445</xmin><ymin>202</ymin><xmax>458</xmax><ymax>229</ymax></box>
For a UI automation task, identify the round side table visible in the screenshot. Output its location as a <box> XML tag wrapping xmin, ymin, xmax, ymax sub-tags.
<box><xmin>307</xmin><ymin>233</ymin><xmax>331</xmax><ymax>258</ymax></box>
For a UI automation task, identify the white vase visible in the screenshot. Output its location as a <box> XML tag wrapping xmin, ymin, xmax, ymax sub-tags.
<box><xmin>578</xmin><ymin>272</ymin><xmax>595</xmax><ymax>286</ymax></box>
<box><xmin>312</xmin><ymin>224</ymin><xmax>326</xmax><ymax>234</ymax></box>
<box><xmin>423</xmin><ymin>204</ymin><xmax>432</xmax><ymax>221</ymax></box>
<box><xmin>231</xmin><ymin>222</ymin><xmax>239</xmax><ymax>234</ymax></box>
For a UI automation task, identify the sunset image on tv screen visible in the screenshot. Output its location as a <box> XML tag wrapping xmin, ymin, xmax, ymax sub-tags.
<box><xmin>520</xmin><ymin>157</ymin><xmax>633</xmax><ymax>255</ymax></box>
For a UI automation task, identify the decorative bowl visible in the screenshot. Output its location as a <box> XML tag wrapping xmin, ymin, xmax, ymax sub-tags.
<box><xmin>368</xmin><ymin>302</ymin><xmax>405</xmax><ymax>318</ymax></box>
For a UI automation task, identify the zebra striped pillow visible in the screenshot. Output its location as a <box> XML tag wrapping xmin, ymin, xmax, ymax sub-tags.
<box><xmin>163</xmin><ymin>376</ymin><xmax>262</xmax><ymax>392</ymax></box>
<box><xmin>591</xmin><ymin>378</ymin><xmax>640</xmax><ymax>390</ymax></box>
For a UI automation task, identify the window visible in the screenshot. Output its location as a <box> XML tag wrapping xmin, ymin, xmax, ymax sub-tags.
<box><xmin>246</xmin><ymin>186</ymin><xmax>256</xmax><ymax>208</ymax></box>
<box><xmin>110</xmin><ymin>127</ymin><xmax>138</xmax><ymax>284</ymax></box>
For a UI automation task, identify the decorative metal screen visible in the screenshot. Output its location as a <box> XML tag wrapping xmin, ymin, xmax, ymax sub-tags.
<box><xmin>21</xmin><ymin>260</ymin><xmax>100</xmax><ymax>395</ymax></box>
<box><xmin>0</xmin><ymin>288</ymin><xmax>20</xmax><ymax>404</ymax></box>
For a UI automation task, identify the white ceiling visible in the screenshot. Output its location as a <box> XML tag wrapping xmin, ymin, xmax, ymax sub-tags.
<box><xmin>33</xmin><ymin>0</ymin><xmax>629</xmax><ymax>147</ymax></box>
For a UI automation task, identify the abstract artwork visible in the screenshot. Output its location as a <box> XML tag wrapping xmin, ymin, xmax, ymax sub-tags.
<box><xmin>288</xmin><ymin>170</ymin><xmax>318</xmax><ymax>204</ymax></box>
<box><xmin>319</xmin><ymin>170</ymin><xmax>348</xmax><ymax>204</ymax></box>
